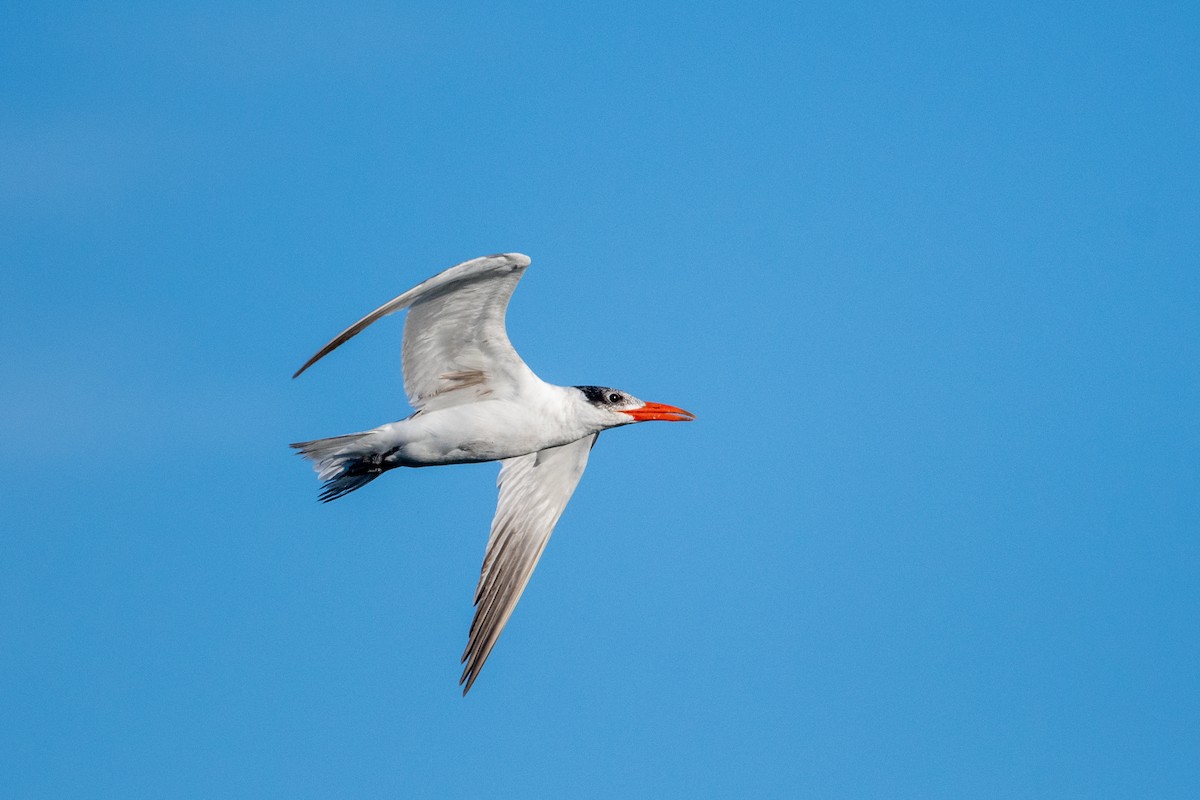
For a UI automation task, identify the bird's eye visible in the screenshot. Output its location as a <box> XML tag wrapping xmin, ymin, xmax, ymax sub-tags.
<box><xmin>607</xmin><ymin>392</ymin><xmax>622</xmax><ymax>404</ymax></box>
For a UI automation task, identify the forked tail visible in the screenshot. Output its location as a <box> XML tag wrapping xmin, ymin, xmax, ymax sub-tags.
<box><xmin>290</xmin><ymin>431</ymin><xmax>389</xmax><ymax>502</ymax></box>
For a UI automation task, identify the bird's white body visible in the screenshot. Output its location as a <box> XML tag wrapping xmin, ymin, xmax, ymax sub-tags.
<box><xmin>291</xmin><ymin>253</ymin><xmax>692</xmax><ymax>693</ymax></box>
<box><xmin>363</xmin><ymin>386</ymin><xmax>591</xmax><ymax>466</ymax></box>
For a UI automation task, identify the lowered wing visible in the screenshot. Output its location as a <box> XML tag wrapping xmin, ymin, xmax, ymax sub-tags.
<box><xmin>460</xmin><ymin>433</ymin><xmax>598</xmax><ymax>694</ymax></box>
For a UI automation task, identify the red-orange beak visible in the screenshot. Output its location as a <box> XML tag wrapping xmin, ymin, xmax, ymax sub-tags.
<box><xmin>620</xmin><ymin>401</ymin><xmax>696</xmax><ymax>423</ymax></box>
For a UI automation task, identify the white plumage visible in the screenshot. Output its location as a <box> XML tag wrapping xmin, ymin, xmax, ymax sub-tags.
<box><xmin>292</xmin><ymin>253</ymin><xmax>693</xmax><ymax>693</ymax></box>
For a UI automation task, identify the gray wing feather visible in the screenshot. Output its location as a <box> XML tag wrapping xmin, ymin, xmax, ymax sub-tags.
<box><xmin>460</xmin><ymin>433</ymin><xmax>598</xmax><ymax>694</ymax></box>
<box><xmin>292</xmin><ymin>254</ymin><xmax>534</xmax><ymax>410</ymax></box>
<box><xmin>400</xmin><ymin>264</ymin><xmax>535</xmax><ymax>410</ymax></box>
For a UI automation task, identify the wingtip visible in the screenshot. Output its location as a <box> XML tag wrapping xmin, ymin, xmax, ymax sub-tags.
<box><xmin>459</xmin><ymin>648</ymin><xmax>479</xmax><ymax>694</ymax></box>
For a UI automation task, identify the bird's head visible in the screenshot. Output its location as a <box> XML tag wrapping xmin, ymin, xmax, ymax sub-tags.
<box><xmin>573</xmin><ymin>385</ymin><xmax>695</xmax><ymax>430</ymax></box>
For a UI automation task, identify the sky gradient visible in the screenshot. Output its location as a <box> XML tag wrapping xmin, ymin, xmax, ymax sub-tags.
<box><xmin>2</xmin><ymin>2</ymin><xmax>1198</xmax><ymax>797</ymax></box>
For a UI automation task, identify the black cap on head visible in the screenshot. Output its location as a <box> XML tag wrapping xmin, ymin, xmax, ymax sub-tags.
<box><xmin>575</xmin><ymin>385</ymin><xmax>609</xmax><ymax>405</ymax></box>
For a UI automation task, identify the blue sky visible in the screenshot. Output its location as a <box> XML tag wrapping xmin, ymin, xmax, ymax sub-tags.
<box><xmin>2</xmin><ymin>2</ymin><xmax>1197</xmax><ymax>797</ymax></box>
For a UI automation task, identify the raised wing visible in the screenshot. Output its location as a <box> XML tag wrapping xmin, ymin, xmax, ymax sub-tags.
<box><xmin>460</xmin><ymin>433</ymin><xmax>598</xmax><ymax>694</ymax></box>
<box><xmin>293</xmin><ymin>253</ymin><xmax>537</xmax><ymax>411</ymax></box>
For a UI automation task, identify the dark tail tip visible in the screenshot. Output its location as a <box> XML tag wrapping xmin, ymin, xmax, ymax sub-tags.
<box><xmin>317</xmin><ymin>471</ymin><xmax>382</xmax><ymax>502</ymax></box>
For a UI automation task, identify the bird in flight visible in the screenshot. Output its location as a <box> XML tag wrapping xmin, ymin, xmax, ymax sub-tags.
<box><xmin>291</xmin><ymin>253</ymin><xmax>694</xmax><ymax>693</ymax></box>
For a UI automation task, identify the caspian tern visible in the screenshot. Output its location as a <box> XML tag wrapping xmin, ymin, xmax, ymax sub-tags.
<box><xmin>291</xmin><ymin>253</ymin><xmax>694</xmax><ymax>694</ymax></box>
